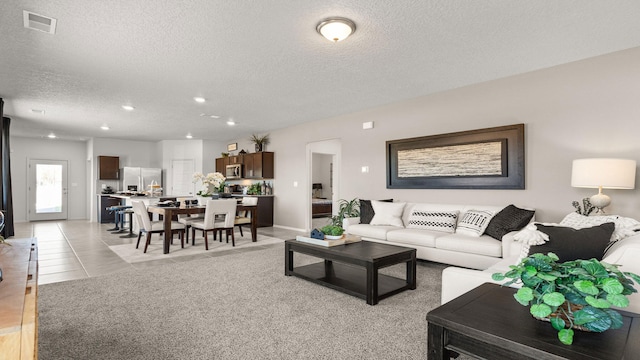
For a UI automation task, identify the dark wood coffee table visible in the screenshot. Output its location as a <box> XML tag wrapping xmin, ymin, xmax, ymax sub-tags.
<box><xmin>284</xmin><ymin>239</ymin><xmax>416</xmax><ymax>305</ymax></box>
<box><xmin>427</xmin><ymin>283</ymin><xmax>640</xmax><ymax>359</ymax></box>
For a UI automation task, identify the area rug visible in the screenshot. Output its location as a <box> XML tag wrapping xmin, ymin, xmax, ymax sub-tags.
<box><xmin>109</xmin><ymin>232</ymin><xmax>283</xmax><ymax>263</ymax></box>
<box><xmin>38</xmin><ymin>245</ymin><xmax>449</xmax><ymax>359</ymax></box>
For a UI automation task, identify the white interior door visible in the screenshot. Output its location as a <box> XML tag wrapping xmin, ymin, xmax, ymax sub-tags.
<box><xmin>171</xmin><ymin>159</ymin><xmax>195</xmax><ymax>196</ymax></box>
<box><xmin>28</xmin><ymin>159</ymin><xmax>68</xmax><ymax>221</ymax></box>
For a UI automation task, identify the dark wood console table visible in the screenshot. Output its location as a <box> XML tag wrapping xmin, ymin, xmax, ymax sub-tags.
<box><xmin>426</xmin><ymin>283</ymin><xmax>639</xmax><ymax>359</ymax></box>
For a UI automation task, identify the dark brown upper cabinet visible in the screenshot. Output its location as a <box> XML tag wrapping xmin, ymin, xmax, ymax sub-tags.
<box><xmin>99</xmin><ymin>156</ymin><xmax>120</xmax><ymax>180</ymax></box>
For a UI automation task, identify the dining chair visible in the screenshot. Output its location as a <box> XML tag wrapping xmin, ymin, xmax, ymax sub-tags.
<box><xmin>131</xmin><ymin>200</ymin><xmax>186</xmax><ymax>253</ymax></box>
<box><xmin>178</xmin><ymin>198</ymin><xmax>204</xmax><ymax>245</ymax></box>
<box><xmin>234</xmin><ymin>196</ymin><xmax>258</xmax><ymax>237</ymax></box>
<box><xmin>190</xmin><ymin>199</ymin><xmax>237</xmax><ymax>249</ymax></box>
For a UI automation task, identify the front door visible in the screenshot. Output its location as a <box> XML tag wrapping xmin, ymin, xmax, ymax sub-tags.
<box><xmin>28</xmin><ymin>159</ymin><xmax>68</xmax><ymax>221</ymax></box>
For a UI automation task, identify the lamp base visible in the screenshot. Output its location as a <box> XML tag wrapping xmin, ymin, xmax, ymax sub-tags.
<box><xmin>590</xmin><ymin>193</ymin><xmax>611</xmax><ymax>214</ymax></box>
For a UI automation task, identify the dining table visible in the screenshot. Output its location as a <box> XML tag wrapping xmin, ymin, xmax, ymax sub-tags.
<box><xmin>146</xmin><ymin>202</ymin><xmax>258</xmax><ymax>254</ymax></box>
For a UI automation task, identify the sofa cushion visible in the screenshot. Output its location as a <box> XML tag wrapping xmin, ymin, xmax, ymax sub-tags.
<box><xmin>484</xmin><ymin>205</ymin><xmax>534</xmax><ymax>240</ymax></box>
<box><xmin>370</xmin><ymin>201</ymin><xmax>406</xmax><ymax>227</ymax></box>
<box><xmin>347</xmin><ymin>224</ymin><xmax>401</xmax><ymax>240</ymax></box>
<box><xmin>407</xmin><ymin>210</ymin><xmax>459</xmax><ymax>233</ymax></box>
<box><xmin>359</xmin><ymin>199</ymin><xmax>393</xmax><ymax>224</ymax></box>
<box><xmin>456</xmin><ymin>210</ymin><xmax>495</xmax><ymax>237</ymax></box>
<box><xmin>386</xmin><ymin>228</ymin><xmax>448</xmax><ymax>247</ymax></box>
<box><xmin>435</xmin><ymin>233</ymin><xmax>502</xmax><ymax>257</ymax></box>
<box><xmin>528</xmin><ymin>222</ymin><xmax>615</xmax><ymax>262</ymax></box>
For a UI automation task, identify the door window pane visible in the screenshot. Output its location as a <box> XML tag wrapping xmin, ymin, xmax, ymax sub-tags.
<box><xmin>36</xmin><ymin>164</ymin><xmax>63</xmax><ymax>213</ymax></box>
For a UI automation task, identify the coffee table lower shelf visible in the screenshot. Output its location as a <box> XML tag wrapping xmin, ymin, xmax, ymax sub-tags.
<box><xmin>290</xmin><ymin>261</ymin><xmax>409</xmax><ymax>303</ymax></box>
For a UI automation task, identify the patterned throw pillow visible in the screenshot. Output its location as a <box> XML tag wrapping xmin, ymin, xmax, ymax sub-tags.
<box><xmin>456</xmin><ymin>210</ymin><xmax>495</xmax><ymax>237</ymax></box>
<box><xmin>407</xmin><ymin>210</ymin><xmax>459</xmax><ymax>233</ymax></box>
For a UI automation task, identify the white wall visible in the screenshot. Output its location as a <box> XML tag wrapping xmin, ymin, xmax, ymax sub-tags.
<box><xmin>262</xmin><ymin>47</ymin><xmax>640</xmax><ymax>230</ymax></box>
<box><xmin>89</xmin><ymin>138</ymin><xmax>161</xmax><ymax>221</ymax></box>
<box><xmin>312</xmin><ymin>153</ymin><xmax>332</xmax><ymax>198</ymax></box>
<box><xmin>10</xmin><ymin>136</ymin><xmax>87</xmax><ymax>222</ymax></box>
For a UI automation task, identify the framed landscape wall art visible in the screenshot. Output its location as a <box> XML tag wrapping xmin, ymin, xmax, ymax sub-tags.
<box><xmin>386</xmin><ymin>124</ymin><xmax>525</xmax><ymax>189</ymax></box>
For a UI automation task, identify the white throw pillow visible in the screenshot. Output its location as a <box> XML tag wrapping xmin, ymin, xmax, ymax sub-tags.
<box><xmin>456</xmin><ymin>210</ymin><xmax>495</xmax><ymax>237</ymax></box>
<box><xmin>370</xmin><ymin>201</ymin><xmax>406</xmax><ymax>227</ymax></box>
<box><xmin>407</xmin><ymin>210</ymin><xmax>459</xmax><ymax>233</ymax></box>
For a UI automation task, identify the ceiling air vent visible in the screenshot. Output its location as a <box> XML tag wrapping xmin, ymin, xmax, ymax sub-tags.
<box><xmin>23</xmin><ymin>10</ymin><xmax>57</xmax><ymax>34</ymax></box>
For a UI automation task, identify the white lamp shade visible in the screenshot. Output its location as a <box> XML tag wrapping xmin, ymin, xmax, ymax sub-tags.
<box><xmin>571</xmin><ymin>158</ymin><xmax>636</xmax><ymax>189</ymax></box>
<box><xmin>317</xmin><ymin>18</ymin><xmax>355</xmax><ymax>42</ymax></box>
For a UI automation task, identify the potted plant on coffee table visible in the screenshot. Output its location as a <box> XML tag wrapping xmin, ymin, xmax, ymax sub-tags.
<box><xmin>320</xmin><ymin>225</ymin><xmax>344</xmax><ymax>240</ymax></box>
<box><xmin>492</xmin><ymin>252</ymin><xmax>640</xmax><ymax>345</ymax></box>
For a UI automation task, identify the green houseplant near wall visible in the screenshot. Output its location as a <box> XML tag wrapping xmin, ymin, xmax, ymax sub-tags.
<box><xmin>492</xmin><ymin>252</ymin><xmax>640</xmax><ymax>345</ymax></box>
<box><xmin>330</xmin><ymin>198</ymin><xmax>360</xmax><ymax>228</ymax></box>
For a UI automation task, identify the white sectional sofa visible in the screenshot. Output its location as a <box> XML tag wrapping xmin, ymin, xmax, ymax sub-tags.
<box><xmin>442</xmin><ymin>218</ymin><xmax>640</xmax><ymax>314</ymax></box>
<box><xmin>343</xmin><ymin>203</ymin><xmax>532</xmax><ymax>270</ymax></box>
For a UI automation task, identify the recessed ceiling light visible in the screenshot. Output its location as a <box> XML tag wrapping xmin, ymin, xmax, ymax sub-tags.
<box><xmin>47</xmin><ymin>132</ymin><xmax>56</xmax><ymax>139</ymax></box>
<box><xmin>194</xmin><ymin>97</ymin><xmax>206</xmax><ymax>103</ymax></box>
<box><xmin>199</xmin><ymin>113</ymin><xmax>220</xmax><ymax>118</ymax></box>
<box><xmin>31</xmin><ymin>109</ymin><xmax>45</xmax><ymax>114</ymax></box>
<box><xmin>226</xmin><ymin>119</ymin><xmax>236</xmax><ymax>126</ymax></box>
<box><xmin>186</xmin><ymin>134</ymin><xmax>193</xmax><ymax>139</ymax></box>
<box><xmin>100</xmin><ymin>125</ymin><xmax>110</xmax><ymax>130</ymax></box>
<box><xmin>122</xmin><ymin>105</ymin><xmax>135</xmax><ymax>111</ymax></box>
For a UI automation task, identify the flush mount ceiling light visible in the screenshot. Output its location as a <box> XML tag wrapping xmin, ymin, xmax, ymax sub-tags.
<box><xmin>100</xmin><ymin>124</ymin><xmax>110</xmax><ymax>130</ymax></box>
<box><xmin>121</xmin><ymin>105</ymin><xmax>135</xmax><ymax>111</ymax></box>
<box><xmin>226</xmin><ymin>119</ymin><xmax>236</xmax><ymax>126</ymax></box>
<box><xmin>316</xmin><ymin>17</ymin><xmax>356</xmax><ymax>42</ymax></box>
<box><xmin>186</xmin><ymin>133</ymin><xmax>193</xmax><ymax>139</ymax></box>
<box><xmin>194</xmin><ymin>97</ymin><xmax>206</xmax><ymax>103</ymax></box>
<box><xmin>47</xmin><ymin>132</ymin><xmax>56</xmax><ymax>139</ymax></box>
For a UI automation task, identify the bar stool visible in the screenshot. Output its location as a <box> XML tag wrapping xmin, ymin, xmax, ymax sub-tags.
<box><xmin>119</xmin><ymin>208</ymin><xmax>137</xmax><ymax>238</ymax></box>
<box><xmin>106</xmin><ymin>205</ymin><xmax>132</xmax><ymax>233</ymax></box>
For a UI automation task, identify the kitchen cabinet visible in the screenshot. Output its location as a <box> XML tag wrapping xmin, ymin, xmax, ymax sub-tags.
<box><xmin>256</xmin><ymin>195</ymin><xmax>274</xmax><ymax>227</ymax></box>
<box><xmin>98</xmin><ymin>195</ymin><xmax>122</xmax><ymax>223</ymax></box>
<box><xmin>233</xmin><ymin>195</ymin><xmax>273</xmax><ymax>227</ymax></box>
<box><xmin>98</xmin><ymin>156</ymin><xmax>120</xmax><ymax>180</ymax></box>
<box><xmin>244</xmin><ymin>152</ymin><xmax>274</xmax><ymax>179</ymax></box>
<box><xmin>215</xmin><ymin>152</ymin><xmax>273</xmax><ymax>179</ymax></box>
<box><xmin>215</xmin><ymin>157</ymin><xmax>229</xmax><ymax>173</ymax></box>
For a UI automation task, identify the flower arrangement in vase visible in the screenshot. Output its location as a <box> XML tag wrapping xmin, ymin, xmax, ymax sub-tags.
<box><xmin>192</xmin><ymin>172</ymin><xmax>226</xmax><ymax>197</ymax></box>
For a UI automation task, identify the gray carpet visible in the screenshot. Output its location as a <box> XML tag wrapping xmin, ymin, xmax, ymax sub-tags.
<box><xmin>39</xmin><ymin>244</ymin><xmax>448</xmax><ymax>359</ymax></box>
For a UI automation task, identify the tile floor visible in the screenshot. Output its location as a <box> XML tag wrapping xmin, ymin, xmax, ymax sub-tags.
<box><xmin>12</xmin><ymin>220</ymin><xmax>306</xmax><ymax>285</ymax></box>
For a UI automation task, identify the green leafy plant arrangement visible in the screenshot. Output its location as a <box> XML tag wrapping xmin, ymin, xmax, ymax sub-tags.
<box><xmin>320</xmin><ymin>225</ymin><xmax>344</xmax><ymax>237</ymax></box>
<box><xmin>330</xmin><ymin>198</ymin><xmax>360</xmax><ymax>227</ymax></box>
<box><xmin>249</xmin><ymin>134</ymin><xmax>270</xmax><ymax>151</ymax></box>
<box><xmin>492</xmin><ymin>252</ymin><xmax>640</xmax><ymax>345</ymax></box>
<box><xmin>246</xmin><ymin>183</ymin><xmax>262</xmax><ymax>195</ymax></box>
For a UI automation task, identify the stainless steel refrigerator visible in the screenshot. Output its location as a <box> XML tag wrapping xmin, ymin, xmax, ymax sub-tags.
<box><xmin>121</xmin><ymin>167</ymin><xmax>162</xmax><ymax>193</ymax></box>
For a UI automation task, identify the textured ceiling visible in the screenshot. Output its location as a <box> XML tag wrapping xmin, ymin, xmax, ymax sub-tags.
<box><xmin>2</xmin><ymin>1</ymin><xmax>640</xmax><ymax>142</ymax></box>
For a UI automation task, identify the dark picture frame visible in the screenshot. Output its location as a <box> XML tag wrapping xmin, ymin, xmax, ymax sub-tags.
<box><xmin>386</xmin><ymin>124</ymin><xmax>525</xmax><ymax>189</ymax></box>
